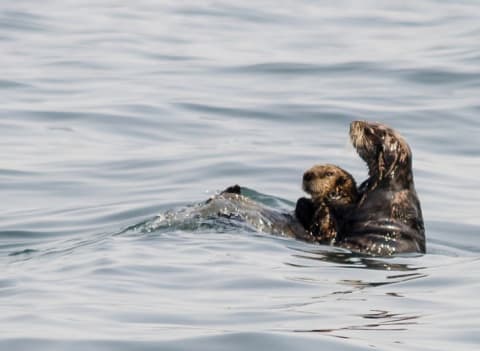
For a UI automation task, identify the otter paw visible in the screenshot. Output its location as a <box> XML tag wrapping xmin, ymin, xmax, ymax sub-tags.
<box><xmin>295</xmin><ymin>197</ymin><xmax>315</xmax><ymax>229</ymax></box>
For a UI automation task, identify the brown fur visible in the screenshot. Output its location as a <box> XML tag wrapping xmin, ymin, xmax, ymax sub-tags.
<box><xmin>296</xmin><ymin>164</ymin><xmax>358</xmax><ymax>244</ymax></box>
<box><xmin>209</xmin><ymin>121</ymin><xmax>425</xmax><ymax>255</ymax></box>
<box><xmin>340</xmin><ymin>121</ymin><xmax>426</xmax><ymax>255</ymax></box>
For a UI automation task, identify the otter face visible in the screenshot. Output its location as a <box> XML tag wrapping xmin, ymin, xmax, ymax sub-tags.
<box><xmin>302</xmin><ymin>164</ymin><xmax>358</xmax><ymax>206</ymax></box>
<box><xmin>350</xmin><ymin>121</ymin><xmax>411</xmax><ymax>181</ymax></box>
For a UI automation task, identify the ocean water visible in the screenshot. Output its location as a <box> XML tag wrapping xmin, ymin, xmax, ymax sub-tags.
<box><xmin>1</xmin><ymin>1</ymin><xmax>480</xmax><ymax>350</ymax></box>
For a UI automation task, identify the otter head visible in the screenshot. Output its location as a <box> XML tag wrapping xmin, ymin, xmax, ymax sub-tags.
<box><xmin>302</xmin><ymin>164</ymin><xmax>358</xmax><ymax>207</ymax></box>
<box><xmin>350</xmin><ymin>121</ymin><xmax>412</xmax><ymax>188</ymax></box>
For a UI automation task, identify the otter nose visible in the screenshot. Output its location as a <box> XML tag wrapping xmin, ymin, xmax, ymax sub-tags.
<box><xmin>303</xmin><ymin>171</ymin><xmax>313</xmax><ymax>182</ymax></box>
<box><xmin>350</xmin><ymin>120</ymin><xmax>365</xmax><ymax>134</ymax></box>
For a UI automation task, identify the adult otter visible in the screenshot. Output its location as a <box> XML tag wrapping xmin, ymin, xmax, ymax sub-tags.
<box><xmin>295</xmin><ymin>164</ymin><xmax>358</xmax><ymax>244</ymax></box>
<box><xmin>336</xmin><ymin>121</ymin><xmax>426</xmax><ymax>255</ymax></box>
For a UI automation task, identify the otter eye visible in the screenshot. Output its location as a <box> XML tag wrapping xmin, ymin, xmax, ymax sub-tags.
<box><xmin>325</xmin><ymin>171</ymin><xmax>334</xmax><ymax>177</ymax></box>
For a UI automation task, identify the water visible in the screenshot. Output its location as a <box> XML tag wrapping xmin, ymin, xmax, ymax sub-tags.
<box><xmin>1</xmin><ymin>1</ymin><xmax>480</xmax><ymax>350</ymax></box>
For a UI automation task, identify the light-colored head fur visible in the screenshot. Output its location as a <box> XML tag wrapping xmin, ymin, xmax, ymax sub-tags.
<box><xmin>350</xmin><ymin>121</ymin><xmax>412</xmax><ymax>183</ymax></box>
<box><xmin>302</xmin><ymin>164</ymin><xmax>358</xmax><ymax>207</ymax></box>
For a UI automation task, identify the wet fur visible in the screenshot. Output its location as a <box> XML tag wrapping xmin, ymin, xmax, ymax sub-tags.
<box><xmin>204</xmin><ymin>122</ymin><xmax>425</xmax><ymax>255</ymax></box>
<box><xmin>339</xmin><ymin>121</ymin><xmax>426</xmax><ymax>255</ymax></box>
<box><xmin>296</xmin><ymin>164</ymin><xmax>358</xmax><ymax>244</ymax></box>
<box><xmin>208</xmin><ymin>186</ymin><xmax>315</xmax><ymax>242</ymax></box>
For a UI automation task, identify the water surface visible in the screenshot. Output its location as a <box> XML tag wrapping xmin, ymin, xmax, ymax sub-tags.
<box><xmin>1</xmin><ymin>1</ymin><xmax>480</xmax><ymax>350</ymax></box>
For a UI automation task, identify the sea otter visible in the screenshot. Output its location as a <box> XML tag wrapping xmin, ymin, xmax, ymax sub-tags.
<box><xmin>295</xmin><ymin>164</ymin><xmax>358</xmax><ymax>244</ymax></box>
<box><xmin>336</xmin><ymin>121</ymin><xmax>426</xmax><ymax>255</ymax></box>
<box><xmin>200</xmin><ymin>165</ymin><xmax>359</xmax><ymax>244</ymax></box>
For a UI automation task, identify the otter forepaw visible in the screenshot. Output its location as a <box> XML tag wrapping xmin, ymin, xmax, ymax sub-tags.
<box><xmin>295</xmin><ymin>197</ymin><xmax>315</xmax><ymax>229</ymax></box>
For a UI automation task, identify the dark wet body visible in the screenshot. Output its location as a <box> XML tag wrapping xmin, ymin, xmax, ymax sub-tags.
<box><xmin>203</xmin><ymin>186</ymin><xmax>316</xmax><ymax>242</ymax></box>
<box><xmin>337</xmin><ymin>121</ymin><xmax>425</xmax><ymax>255</ymax></box>
<box><xmin>337</xmin><ymin>178</ymin><xmax>425</xmax><ymax>255</ymax></box>
<box><xmin>205</xmin><ymin>176</ymin><xmax>424</xmax><ymax>255</ymax></box>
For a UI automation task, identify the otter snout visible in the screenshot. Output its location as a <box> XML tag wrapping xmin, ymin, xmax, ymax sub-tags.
<box><xmin>350</xmin><ymin>120</ymin><xmax>366</xmax><ymax>135</ymax></box>
<box><xmin>303</xmin><ymin>171</ymin><xmax>314</xmax><ymax>183</ymax></box>
<box><xmin>349</xmin><ymin>120</ymin><xmax>368</xmax><ymax>146</ymax></box>
<box><xmin>302</xmin><ymin>173</ymin><xmax>312</xmax><ymax>194</ymax></box>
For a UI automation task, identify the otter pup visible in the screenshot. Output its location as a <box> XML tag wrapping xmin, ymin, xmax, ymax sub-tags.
<box><xmin>339</xmin><ymin>121</ymin><xmax>426</xmax><ymax>255</ymax></box>
<box><xmin>295</xmin><ymin>164</ymin><xmax>358</xmax><ymax>244</ymax></box>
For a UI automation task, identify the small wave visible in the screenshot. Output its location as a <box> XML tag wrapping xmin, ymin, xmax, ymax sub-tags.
<box><xmin>0</xmin><ymin>332</ymin><xmax>363</xmax><ymax>351</ymax></box>
<box><xmin>8</xmin><ymin>248</ymin><xmax>38</xmax><ymax>257</ymax></box>
<box><xmin>172</xmin><ymin>5</ymin><xmax>293</xmax><ymax>25</ymax></box>
<box><xmin>401</xmin><ymin>67</ymin><xmax>480</xmax><ymax>85</ymax></box>
<box><xmin>0</xmin><ymin>79</ymin><xmax>31</xmax><ymax>89</ymax></box>
<box><xmin>223</xmin><ymin>61</ymin><xmax>380</xmax><ymax>76</ymax></box>
<box><xmin>0</xmin><ymin>10</ymin><xmax>50</xmax><ymax>33</ymax></box>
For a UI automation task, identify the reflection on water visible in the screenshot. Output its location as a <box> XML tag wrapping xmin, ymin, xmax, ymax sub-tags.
<box><xmin>297</xmin><ymin>311</ymin><xmax>420</xmax><ymax>334</ymax></box>
<box><xmin>339</xmin><ymin>272</ymin><xmax>428</xmax><ymax>289</ymax></box>
<box><xmin>290</xmin><ymin>247</ymin><xmax>425</xmax><ymax>271</ymax></box>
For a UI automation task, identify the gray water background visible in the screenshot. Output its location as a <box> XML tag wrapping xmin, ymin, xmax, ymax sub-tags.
<box><xmin>1</xmin><ymin>1</ymin><xmax>479</xmax><ymax>350</ymax></box>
